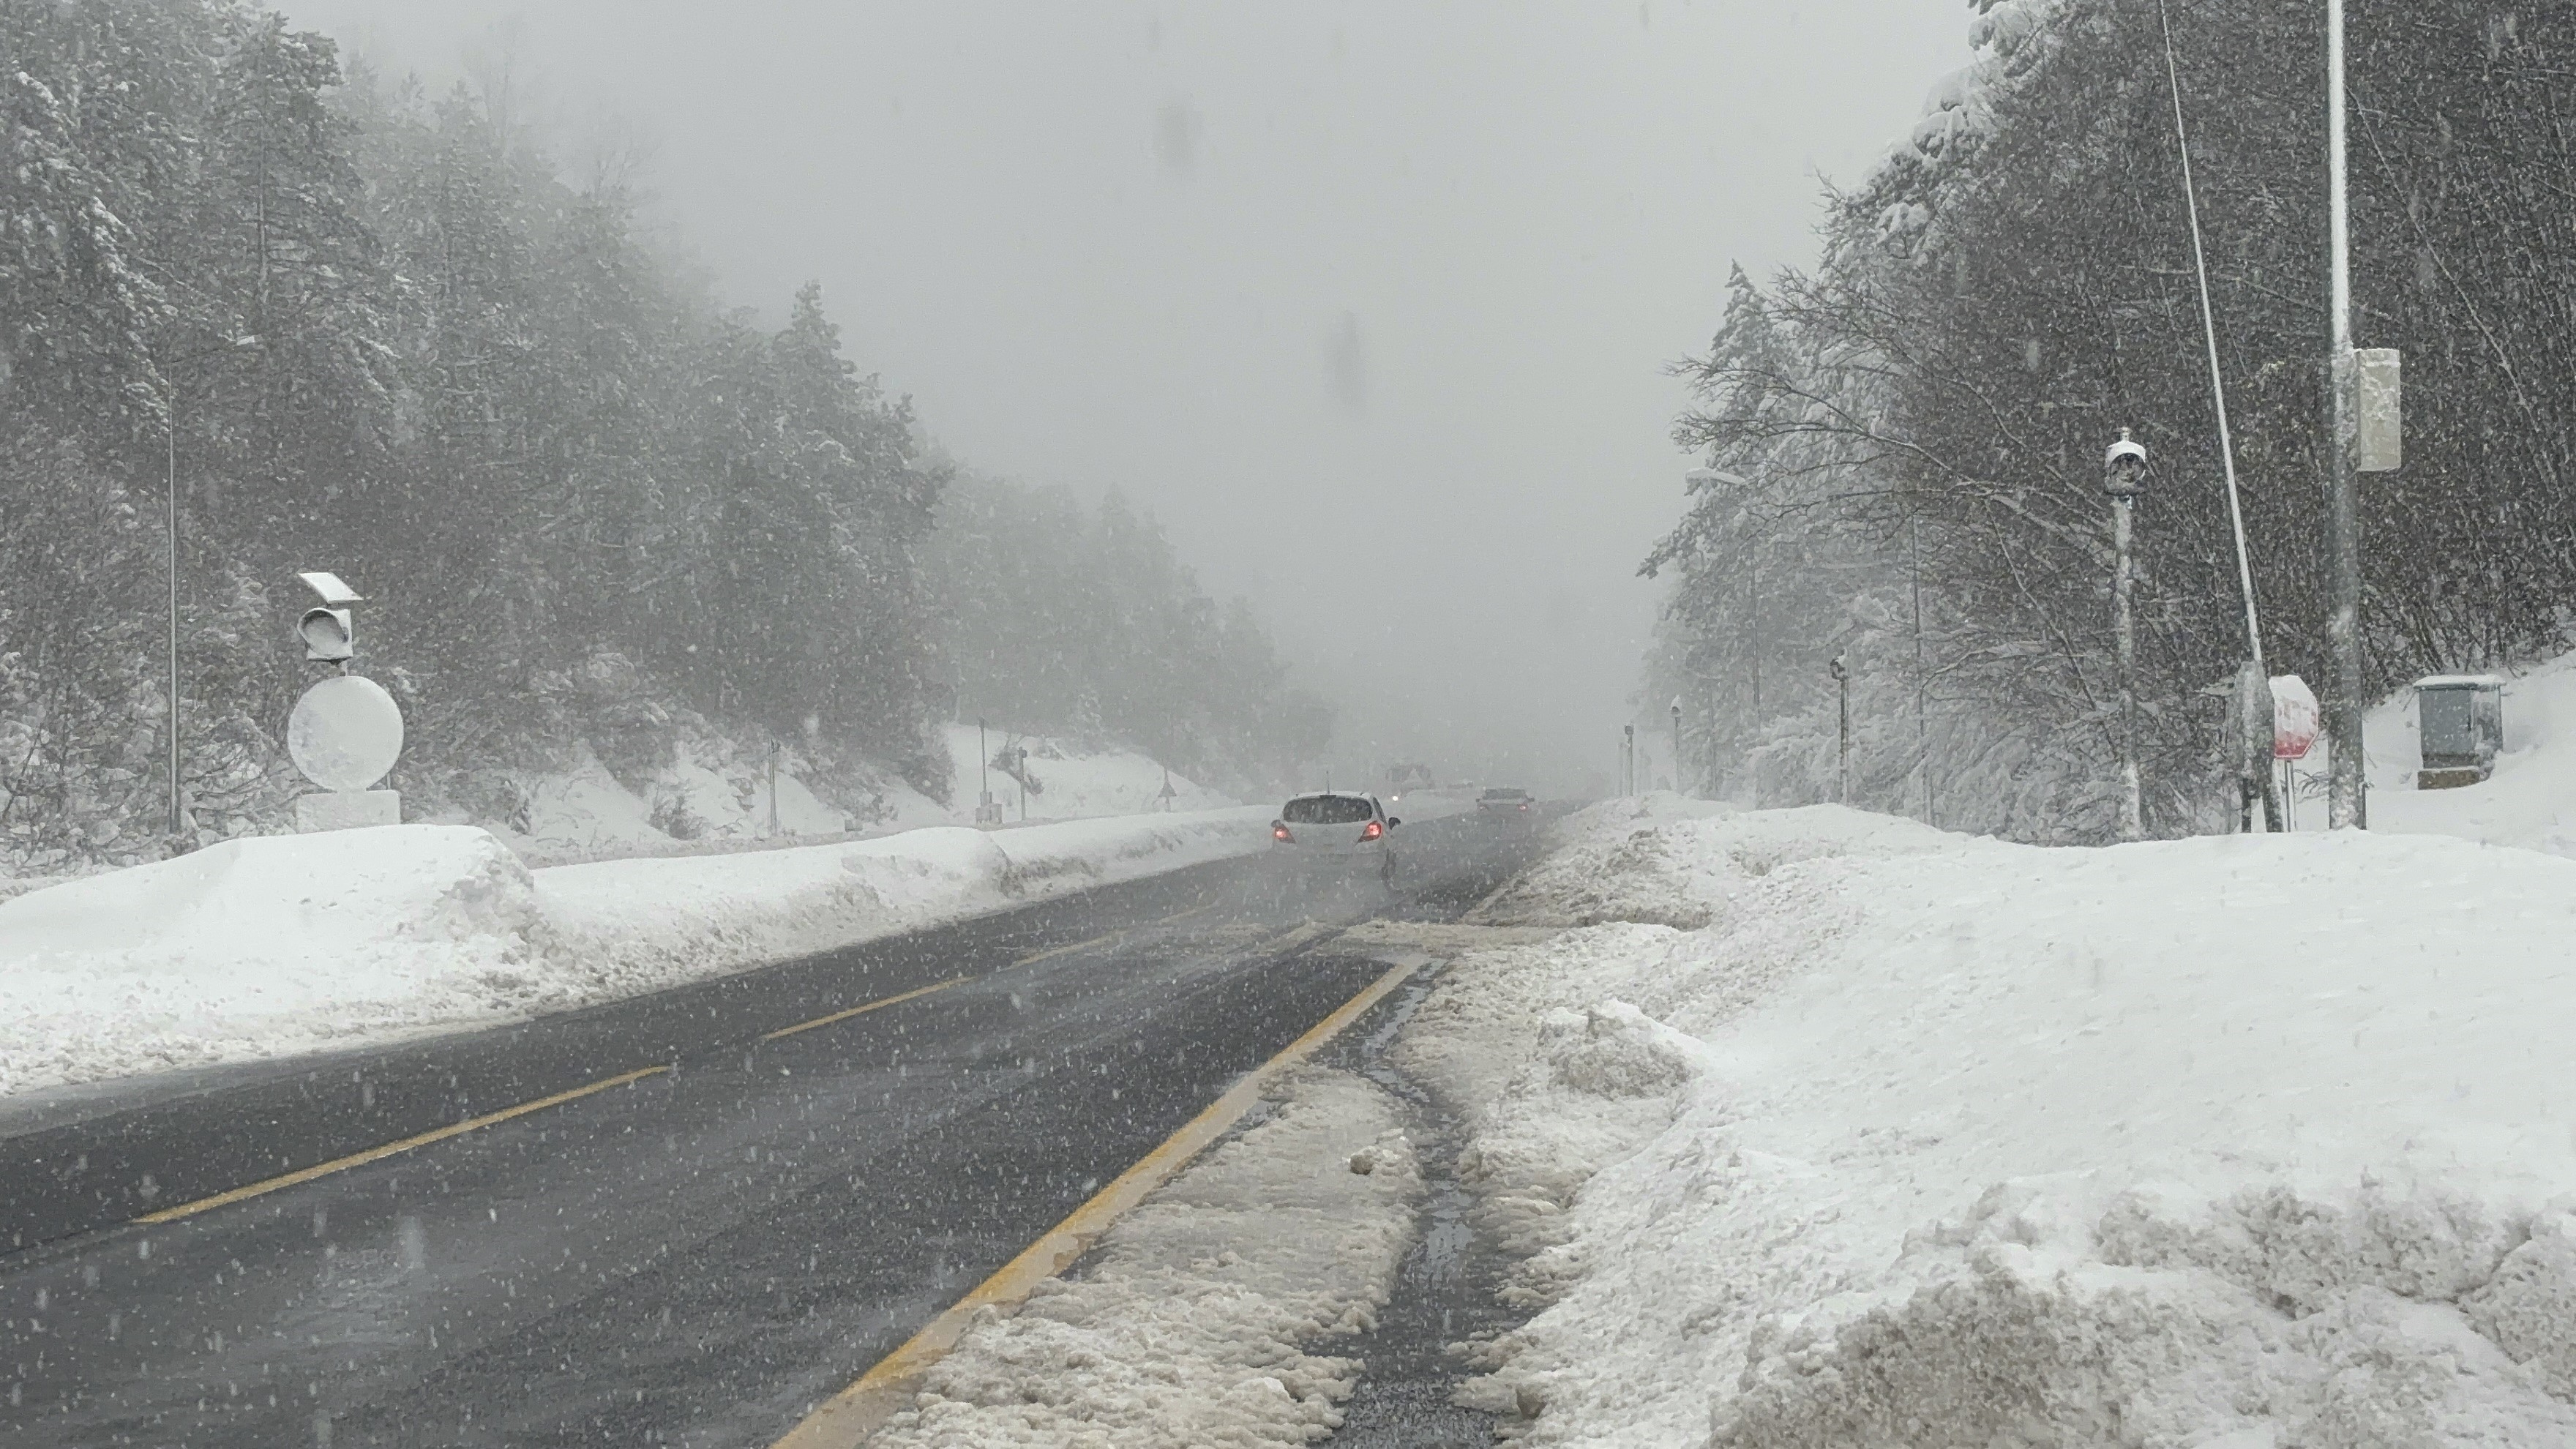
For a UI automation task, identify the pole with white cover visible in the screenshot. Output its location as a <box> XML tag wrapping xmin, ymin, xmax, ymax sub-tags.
<box><xmin>2104</xmin><ymin>432</ymin><xmax>2149</xmax><ymax>841</ymax></box>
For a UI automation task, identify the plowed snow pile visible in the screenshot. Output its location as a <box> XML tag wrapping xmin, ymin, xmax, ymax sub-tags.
<box><xmin>1423</xmin><ymin>796</ymin><xmax>2576</xmax><ymax>1446</ymax></box>
<box><xmin>869</xmin><ymin>1068</ymin><xmax>1422</xmax><ymax>1448</ymax></box>
<box><xmin>0</xmin><ymin>809</ymin><xmax>1268</xmax><ymax>1097</ymax></box>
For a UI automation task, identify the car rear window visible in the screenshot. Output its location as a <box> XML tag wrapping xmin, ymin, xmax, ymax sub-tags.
<box><xmin>1283</xmin><ymin>795</ymin><xmax>1377</xmax><ymax>825</ymax></box>
<box><xmin>1482</xmin><ymin>789</ymin><xmax>1527</xmax><ymax>800</ymax></box>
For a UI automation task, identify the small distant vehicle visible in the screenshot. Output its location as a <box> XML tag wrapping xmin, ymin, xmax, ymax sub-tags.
<box><xmin>1478</xmin><ymin>787</ymin><xmax>1534</xmax><ymax>820</ymax></box>
<box><xmin>1270</xmin><ymin>790</ymin><xmax>1401</xmax><ymax>886</ymax></box>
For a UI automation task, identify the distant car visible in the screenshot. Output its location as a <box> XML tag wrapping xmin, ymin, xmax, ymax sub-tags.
<box><xmin>1478</xmin><ymin>787</ymin><xmax>1534</xmax><ymax>820</ymax></box>
<box><xmin>1271</xmin><ymin>790</ymin><xmax>1400</xmax><ymax>885</ymax></box>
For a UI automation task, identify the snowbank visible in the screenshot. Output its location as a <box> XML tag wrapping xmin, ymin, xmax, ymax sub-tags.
<box><xmin>0</xmin><ymin>808</ymin><xmax>1270</xmax><ymax>1098</ymax></box>
<box><xmin>0</xmin><ymin>827</ymin><xmax>544</xmax><ymax>1097</ymax></box>
<box><xmin>1411</xmin><ymin>798</ymin><xmax>2576</xmax><ymax>1445</ymax></box>
<box><xmin>870</xmin><ymin>1067</ymin><xmax>1421</xmax><ymax>1448</ymax></box>
<box><xmin>541</xmin><ymin>808</ymin><xmax>1270</xmax><ymax>1000</ymax></box>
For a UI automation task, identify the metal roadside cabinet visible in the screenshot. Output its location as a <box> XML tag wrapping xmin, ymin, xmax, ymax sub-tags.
<box><xmin>2414</xmin><ymin>675</ymin><xmax>2504</xmax><ymax>789</ymax></box>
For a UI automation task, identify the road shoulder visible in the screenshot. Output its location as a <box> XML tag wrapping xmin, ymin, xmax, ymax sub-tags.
<box><xmin>867</xmin><ymin>1063</ymin><xmax>1424</xmax><ymax>1447</ymax></box>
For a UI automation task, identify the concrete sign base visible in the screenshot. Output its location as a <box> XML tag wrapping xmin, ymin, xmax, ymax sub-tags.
<box><xmin>296</xmin><ymin>790</ymin><xmax>402</xmax><ymax>832</ymax></box>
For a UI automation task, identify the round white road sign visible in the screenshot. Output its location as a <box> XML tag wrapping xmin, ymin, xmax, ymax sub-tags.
<box><xmin>288</xmin><ymin>674</ymin><xmax>405</xmax><ymax>791</ymax></box>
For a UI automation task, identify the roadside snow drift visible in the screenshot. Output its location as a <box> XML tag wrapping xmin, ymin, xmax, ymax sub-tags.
<box><xmin>0</xmin><ymin>808</ymin><xmax>1268</xmax><ymax>1098</ymax></box>
<box><xmin>1416</xmin><ymin>797</ymin><xmax>2576</xmax><ymax>1446</ymax></box>
<box><xmin>870</xmin><ymin>1068</ymin><xmax>1421</xmax><ymax>1448</ymax></box>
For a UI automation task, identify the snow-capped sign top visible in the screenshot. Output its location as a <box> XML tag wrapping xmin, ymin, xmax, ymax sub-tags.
<box><xmin>2414</xmin><ymin>674</ymin><xmax>2506</xmax><ymax>691</ymax></box>
<box><xmin>2270</xmin><ymin>674</ymin><xmax>2321</xmax><ymax>761</ymax></box>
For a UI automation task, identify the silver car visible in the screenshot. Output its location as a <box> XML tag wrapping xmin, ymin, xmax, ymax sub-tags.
<box><xmin>1270</xmin><ymin>790</ymin><xmax>1401</xmax><ymax>884</ymax></box>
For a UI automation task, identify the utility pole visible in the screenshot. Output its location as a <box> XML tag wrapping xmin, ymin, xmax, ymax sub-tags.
<box><xmin>1748</xmin><ymin>552</ymin><xmax>1762</xmax><ymax>724</ymax></box>
<box><xmin>768</xmin><ymin>741</ymin><xmax>782</xmax><ymax>836</ymax></box>
<box><xmin>1622</xmin><ymin>724</ymin><xmax>1635</xmax><ymax>796</ymax></box>
<box><xmin>1745</xmin><ymin>550</ymin><xmax>1762</xmax><ymax>809</ymax></box>
<box><xmin>2324</xmin><ymin>0</ymin><xmax>2366</xmax><ymax>828</ymax></box>
<box><xmin>1830</xmin><ymin>656</ymin><xmax>1850</xmax><ymax>804</ymax></box>
<box><xmin>166</xmin><ymin>419</ymin><xmax>181</xmax><ymax>842</ymax></box>
<box><xmin>976</xmin><ymin>716</ymin><xmax>996</xmax><ymax>826</ymax></box>
<box><xmin>1911</xmin><ymin>513</ymin><xmax>1932</xmax><ymax>825</ymax></box>
<box><xmin>2105</xmin><ymin>430</ymin><xmax>2149</xmax><ymax>841</ymax></box>
<box><xmin>154</xmin><ymin>332</ymin><xmax>259</xmax><ymax>850</ymax></box>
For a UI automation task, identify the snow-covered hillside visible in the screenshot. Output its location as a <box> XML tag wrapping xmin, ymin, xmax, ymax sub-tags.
<box><xmin>1409</xmin><ymin>797</ymin><xmax>2576</xmax><ymax>1445</ymax></box>
<box><xmin>931</xmin><ymin>724</ymin><xmax>1235</xmax><ymax>823</ymax></box>
<box><xmin>449</xmin><ymin>724</ymin><xmax>1237</xmax><ymax>867</ymax></box>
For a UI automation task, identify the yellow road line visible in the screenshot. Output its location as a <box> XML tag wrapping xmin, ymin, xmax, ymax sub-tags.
<box><xmin>768</xmin><ymin>958</ymin><xmax>1420</xmax><ymax>1449</ymax></box>
<box><xmin>132</xmin><ymin>1065</ymin><xmax>670</xmax><ymax>1227</ymax></box>
<box><xmin>1011</xmin><ymin>929</ymin><xmax>1124</xmax><ymax>967</ymax></box>
<box><xmin>1153</xmin><ymin>903</ymin><xmax>1213</xmax><ymax>925</ymax></box>
<box><xmin>761</xmin><ymin>978</ymin><xmax>970</xmax><ymax>1043</ymax></box>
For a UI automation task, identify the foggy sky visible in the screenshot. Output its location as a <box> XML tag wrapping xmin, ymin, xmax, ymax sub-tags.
<box><xmin>293</xmin><ymin>0</ymin><xmax>1968</xmax><ymax>795</ymax></box>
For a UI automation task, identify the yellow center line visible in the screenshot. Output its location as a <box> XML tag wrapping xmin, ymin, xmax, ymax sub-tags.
<box><xmin>132</xmin><ymin>1065</ymin><xmax>671</xmax><ymax>1227</ymax></box>
<box><xmin>761</xmin><ymin>978</ymin><xmax>972</xmax><ymax>1043</ymax></box>
<box><xmin>768</xmin><ymin>958</ymin><xmax>1419</xmax><ymax>1449</ymax></box>
<box><xmin>1011</xmin><ymin>929</ymin><xmax>1126</xmax><ymax>968</ymax></box>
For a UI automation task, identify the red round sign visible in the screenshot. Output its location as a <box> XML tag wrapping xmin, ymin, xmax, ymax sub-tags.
<box><xmin>2271</xmin><ymin>674</ymin><xmax>2321</xmax><ymax>760</ymax></box>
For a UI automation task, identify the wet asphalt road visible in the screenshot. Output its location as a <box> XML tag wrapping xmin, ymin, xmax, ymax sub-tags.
<box><xmin>0</xmin><ymin>814</ymin><xmax>1543</xmax><ymax>1448</ymax></box>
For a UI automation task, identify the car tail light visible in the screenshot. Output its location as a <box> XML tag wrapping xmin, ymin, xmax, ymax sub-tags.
<box><xmin>1273</xmin><ymin>822</ymin><xmax>1293</xmax><ymax>842</ymax></box>
<box><xmin>1358</xmin><ymin>819</ymin><xmax>1384</xmax><ymax>842</ymax></box>
<box><xmin>1519</xmin><ymin>802</ymin><xmax>1530</xmax><ymax>812</ymax></box>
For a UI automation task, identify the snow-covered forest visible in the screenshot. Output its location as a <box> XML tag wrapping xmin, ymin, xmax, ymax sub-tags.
<box><xmin>0</xmin><ymin>0</ymin><xmax>1326</xmax><ymax>869</ymax></box>
<box><xmin>1648</xmin><ymin>0</ymin><xmax>2576</xmax><ymax>841</ymax></box>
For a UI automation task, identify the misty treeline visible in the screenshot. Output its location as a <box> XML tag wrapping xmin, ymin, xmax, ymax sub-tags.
<box><xmin>0</xmin><ymin>0</ymin><xmax>1322</xmax><ymax>867</ymax></box>
<box><xmin>1648</xmin><ymin>0</ymin><xmax>2571</xmax><ymax>840</ymax></box>
<box><xmin>926</xmin><ymin>470</ymin><xmax>1333</xmax><ymax>788</ymax></box>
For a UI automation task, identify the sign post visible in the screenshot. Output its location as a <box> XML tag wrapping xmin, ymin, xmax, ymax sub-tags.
<box><xmin>2269</xmin><ymin>674</ymin><xmax>2322</xmax><ymax>831</ymax></box>
<box><xmin>288</xmin><ymin>572</ymin><xmax>402</xmax><ymax>831</ymax></box>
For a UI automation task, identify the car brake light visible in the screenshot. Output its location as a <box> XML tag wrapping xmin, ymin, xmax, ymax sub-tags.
<box><xmin>1273</xmin><ymin>823</ymin><xmax>1293</xmax><ymax>842</ymax></box>
<box><xmin>1519</xmin><ymin>802</ymin><xmax>1529</xmax><ymax>812</ymax></box>
<box><xmin>1359</xmin><ymin>820</ymin><xmax>1384</xmax><ymax>842</ymax></box>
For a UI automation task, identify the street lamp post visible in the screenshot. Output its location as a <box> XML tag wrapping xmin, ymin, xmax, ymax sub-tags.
<box><xmin>1829</xmin><ymin>656</ymin><xmax>1850</xmax><ymax>804</ymax></box>
<box><xmin>2105</xmin><ymin>430</ymin><xmax>2149</xmax><ymax>841</ymax></box>
<box><xmin>1669</xmin><ymin>698</ymin><xmax>1684</xmax><ymax>798</ymax></box>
